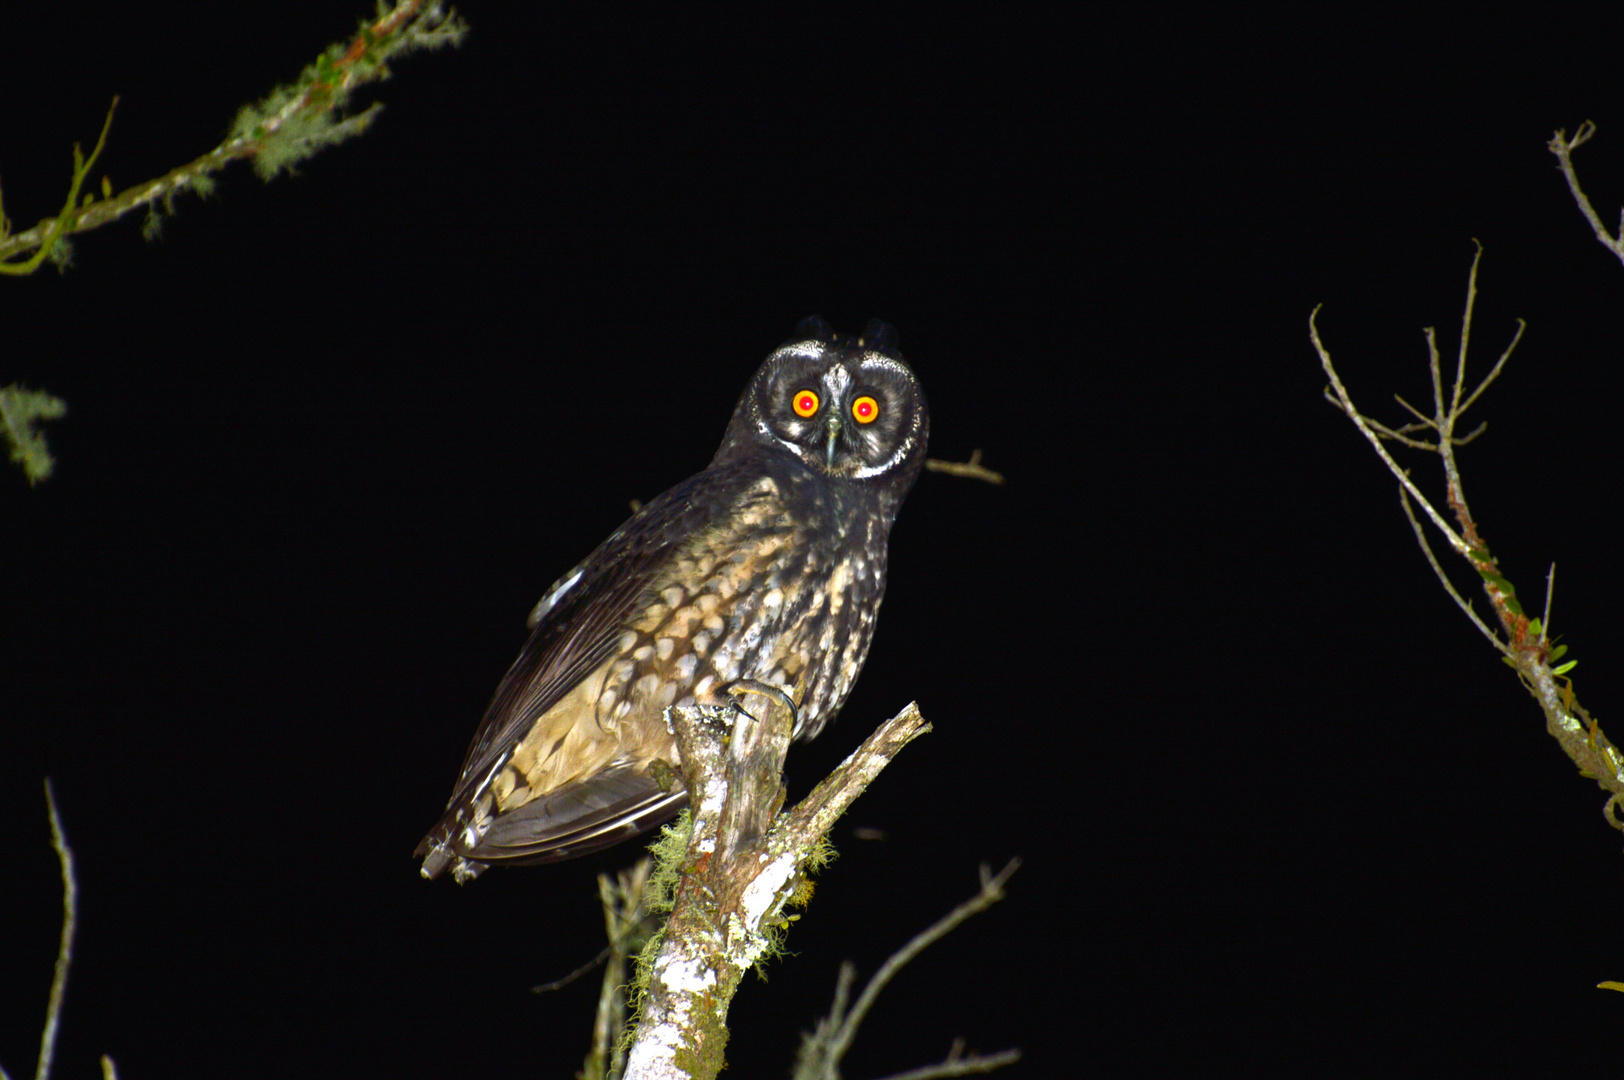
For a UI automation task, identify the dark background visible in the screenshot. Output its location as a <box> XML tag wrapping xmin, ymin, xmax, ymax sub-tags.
<box><xmin>6</xmin><ymin>3</ymin><xmax>1624</xmax><ymax>1076</ymax></box>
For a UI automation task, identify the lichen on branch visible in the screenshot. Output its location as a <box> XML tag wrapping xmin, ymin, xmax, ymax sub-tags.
<box><xmin>622</xmin><ymin>700</ymin><xmax>930</xmax><ymax>1080</ymax></box>
<box><xmin>0</xmin><ymin>385</ymin><xmax>68</xmax><ymax>485</ymax></box>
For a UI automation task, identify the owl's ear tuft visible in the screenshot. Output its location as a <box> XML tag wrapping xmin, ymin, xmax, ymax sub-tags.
<box><xmin>858</xmin><ymin>319</ymin><xmax>900</xmax><ymax>354</ymax></box>
<box><xmin>792</xmin><ymin>315</ymin><xmax>836</xmax><ymax>344</ymax></box>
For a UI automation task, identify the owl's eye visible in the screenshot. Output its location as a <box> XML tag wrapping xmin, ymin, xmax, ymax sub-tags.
<box><xmin>851</xmin><ymin>395</ymin><xmax>879</xmax><ymax>424</ymax></box>
<box><xmin>792</xmin><ymin>389</ymin><xmax>821</xmax><ymax>418</ymax></box>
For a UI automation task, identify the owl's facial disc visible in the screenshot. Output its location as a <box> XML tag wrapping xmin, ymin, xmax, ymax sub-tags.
<box><xmin>714</xmin><ymin>325</ymin><xmax>927</xmax><ymax>485</ymax></box>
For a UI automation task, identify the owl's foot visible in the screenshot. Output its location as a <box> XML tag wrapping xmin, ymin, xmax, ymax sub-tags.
<box><xmin>722</xmin><ymin>679</ymin><xmax>800</xmax><ymax>733</ymax></box>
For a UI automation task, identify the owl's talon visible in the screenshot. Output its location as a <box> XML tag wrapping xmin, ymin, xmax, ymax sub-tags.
<box><xmin>723</xmin><ymin>679</ymin><xmax>800</xmax><ymax>732</ymax></box>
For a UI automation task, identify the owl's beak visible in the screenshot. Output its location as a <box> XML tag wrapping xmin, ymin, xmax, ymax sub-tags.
<box><xmin>824</xmin><ymin>415</ymin><xmax>842</xmax><ymax>467</ymax></box>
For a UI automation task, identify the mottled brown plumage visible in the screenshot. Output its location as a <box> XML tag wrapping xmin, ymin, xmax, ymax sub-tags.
<box><xmin>415</xmin><ymin>318</ymin><xmax>928</xmax><ymax>881</ymax></box>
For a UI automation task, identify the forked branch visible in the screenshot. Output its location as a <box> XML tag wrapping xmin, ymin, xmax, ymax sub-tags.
<box><xmin>793</xmin><ymin>860</ymin><xmax>1023</xmax><ymax>1080</ymax></box>
<box><xmin>1549</xmin><ymin>122</ymin><xmax>1624</xmax><ymax>267</ymax></box>
<box><xmin>1312</xmin><ymin>245</ymin><xmax>1624</xmax><ymax>839</ymax></box>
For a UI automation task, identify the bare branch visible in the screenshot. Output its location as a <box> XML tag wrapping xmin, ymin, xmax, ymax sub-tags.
<box><xmin>1392</xmin><ymin>393</ymin><xmax>1439</xmax><ymax>431</ymax></box>
<box><xmin>1549</xmin><ymin>122</ymin><xmax>1624</xmax><ymax>267</ymax></box>
<box><xmin>1456</xmin><ymin>319</ymin><xmax>1524</xmax><ymax>419</ymax></box>
<box><xmin>38</xmin><ymin>779</ymin><xmax>78</xmax><ymax>1080</ymax></box>
<box><xmin>795</xmin><ymin>860</ymin><xmax>1022</xmax><ymax>1080</ymax></box>
<box><xmin>1314</xmin><ymin>245</ymin><xmax>1624</xmax><ymax>851</ymax></box>
<box><xmin>874</xmin><ymin>1042</ymin><xmax>1024</xmax><ymax>1080</ymax></box>
<box><xmin>925</xmin><ymin>450</ymin><xmax>1005</xmax><ymax>485</ymax></box>
<box><xmin>1312</xmin><ymin>307</ymin><xmax>1469</xmax><ymax>556</ymax></box>
<box><xmin>1398</xmin><ymin>486</ymin><xmax>1508</xmax><ymax>654</ymax></box>
<box><xmin>1541</xmin><ymin>564</ymin><xmax>1555</xmax><ymax>644</ymax></box>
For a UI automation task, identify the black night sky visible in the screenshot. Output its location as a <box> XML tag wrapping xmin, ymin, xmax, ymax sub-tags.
<box><xmin>7</xmin><ymin>4</ymin><xmax>1624</xmax><ymax>1076</ymax></box>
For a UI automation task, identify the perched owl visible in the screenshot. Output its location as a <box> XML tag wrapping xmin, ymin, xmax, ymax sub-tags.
<box><xmin>415</xmin><ymin>318</ymin><xmax>928</xmax><ymax>882</ymax></box>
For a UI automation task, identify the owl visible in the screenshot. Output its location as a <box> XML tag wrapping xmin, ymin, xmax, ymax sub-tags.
<box><xmin>415</xmin><ymin>318</ymin><xmax>929</xmax><ymax>882</ymax></box>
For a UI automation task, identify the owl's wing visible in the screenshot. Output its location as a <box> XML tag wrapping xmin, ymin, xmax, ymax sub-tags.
<box><xmin>416</xmin><ymin>464</ymin><xmax>756</xmax><ymax>877</ymax></box>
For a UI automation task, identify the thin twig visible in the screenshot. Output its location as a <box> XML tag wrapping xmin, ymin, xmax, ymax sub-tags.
<box><xmin>38</xmin><ymin>779</ymin><xmax>78</xmax><ymax>1080</ymax></box>
<box><xmin>0</xmin><ymin>101</ymin><xmax>118</xmax><ymax>275</ymax></box>
<box><xmin>1312</xmin><ymin>308</ymin><xmax>1470</xmax><ymax>555</ymax></box>
<box><xmin>874</xmin><ymin>1043</ymin><xmax>1024</xmax><ymax>1080</ymax></box>
<box><xmin>1355</xmin><ymin>403</ymin><xmax>1439</xmax><ymax>450</ymax></box>
<box><xmin>835</xmin><ymin>860</ymin><xmax>1021</xmax><ymax>1066</ymax></box>
<box><xmin>1448</xmin><ymin>247</ymin><xmax>1478</xmax><ymax>420</ymax></box>
<box><xmin>827</xmin><ymin>962</ymin><xmax>856</xmax><ymax>1031</ymax></box>
<box><xmin>797</xmin><ymin>861</ymin><xmax>1022</xmax><ymax>1080</ymax></box>
<box><xmin>1398</xmin><ymin>486</ymin><xmax>1508</xmax><ymax>654</ymax></box>
<box><xmin>1455</xmin><ymin>318</ymin><xmax>1524</xmax><ymax>419</ymax></box>
<box><xmin>1392</xmin><ymin>393</ymin><xmax>1439</xmax><ymax>431</ymax></box>
<box><xmin>925</xmin><ymin>450</ymin><xmax>1005</xmax><ymax>485</ymax></box>
<box><xmin>531</xmin><ymin>946</ymin><xmax>610</xmax><ymax>993</ymax></box>
<box><xmin>1549</xmin><ymin>122</ymin><xmax>1624</xmax><ymax>267</ymax></box>
<box><xmin>1541</xmin><ymin>564</ymin><xmax>1555</xmax><ymax>643</ymax></box>
<box><xmin>0</xmin><ymin>0</ymin><xmax>465</xmax><ymax>269</ymax></box>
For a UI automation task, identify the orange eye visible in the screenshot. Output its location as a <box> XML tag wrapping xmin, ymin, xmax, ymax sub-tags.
<box><xmin>851</xmin><ymin>395</ymin><xmax>879</xmax><ymax>424</ymax></box>
<box><xmin>792</xmin><ymin>389</ymin><xmax>820</xmax><ymax>418</ymax></box>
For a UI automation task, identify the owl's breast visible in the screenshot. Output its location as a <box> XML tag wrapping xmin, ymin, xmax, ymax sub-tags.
<box><xmin>597</xmin><ymin>470</ymin><xmax>887</xmax><ymax>743</ymax></box>
<box><xmin>710</xmin><ymin>468</ymin><xmax>890</xmax><ymax>739</ymax></box>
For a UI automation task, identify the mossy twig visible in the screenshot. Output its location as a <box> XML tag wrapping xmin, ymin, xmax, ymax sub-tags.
<box><xmin>0</xmin><ymin>0</ymin><xmax>466</xmax><ymax>272</ymax></box>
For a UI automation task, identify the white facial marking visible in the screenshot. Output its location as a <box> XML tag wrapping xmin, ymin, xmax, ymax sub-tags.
<box><xmin>822</xmin><ymin>363</ymin><xmax>852</xmax><ymax>401</ymax></box>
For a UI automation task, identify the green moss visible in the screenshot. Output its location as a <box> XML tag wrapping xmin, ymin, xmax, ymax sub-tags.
<box><xmin>622</xmin><ymin>811</ymin><xmax>695</xmax><ymax>1045</ymax></box>
<box><xmin>672</xmin><ymin>1008</ymin><xmax>729</xmax><ymax>1079</ymax></box>
<box><xmin>644</xmin><ymin>810</ymin><xmax>693</xmax><ymax>915</ymax></box>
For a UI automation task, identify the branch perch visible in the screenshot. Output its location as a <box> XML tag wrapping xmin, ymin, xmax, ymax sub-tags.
<box><xmin>623</xmin><ymin>701</ymin><xmax>930</xmax><ymax>1080</ymax></box>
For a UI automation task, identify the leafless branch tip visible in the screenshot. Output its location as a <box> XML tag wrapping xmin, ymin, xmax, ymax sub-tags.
<box><xmin>925</xmin><ymin>449</ymin><xmax>1005</xmax><ymax>485</ymax></box>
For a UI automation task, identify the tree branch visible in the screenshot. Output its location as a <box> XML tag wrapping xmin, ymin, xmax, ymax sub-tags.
<box><xmin>1549</xmin><ymin>122</ymin><xmax>1624</xmax><ymax>267</ymax></box>
<box><xmin>1</xmin><ymin>781</ymin><xmax>85</xmax><ymax>1080</ymax></box>
<box><xmin>794</xmin><ymin>861</ymin><xmax>1023</xmax><ymax>1080</ymax></box>
<box><xmin>622</xmin><ymin>701</ymin><xmax>930</xmax><ymax>1080</ymax></box>
<box><xmin>925</xmin><ymin>450</ymin><xmax>1005</xmax><ymax>485</ymax></box>
<box><xmin>1313</xmin><ymin>245</ymin><xmax>1624</xmax><ymax>843</ymax></box>
<box><xmin>571</xmin><ymin>859</ymin><xmax>656</xmax><ymax>1080</ymax></box>
<box><xmin>872</xmin><ymin>1042</ymin><xmax>1023</xmax><ymax>1080</ymax></box>
<box><xmin>0</xmin><ymin>0</ymin><xmax>466</xmax><ymax>271</ymax></box>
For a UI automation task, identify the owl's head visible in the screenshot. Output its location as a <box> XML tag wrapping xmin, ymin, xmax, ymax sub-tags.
<box><xmin>714</xmin><ymin>317</ymin><xmax>930</xmax><ymax>488</ymax></box>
